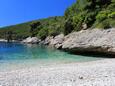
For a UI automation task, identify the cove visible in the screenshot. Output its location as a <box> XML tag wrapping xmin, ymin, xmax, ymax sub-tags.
<box><xmin>0</xmin><ymin>42</ymin><xmax>103</xmax><ymax>71</ymax></box>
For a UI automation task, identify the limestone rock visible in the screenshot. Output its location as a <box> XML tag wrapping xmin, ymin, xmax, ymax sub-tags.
<box><xmin>22</xmin><ymin>37</ymin><xmax>40</xmax><ymax>44</ymax></box>
<box><xmin>50</xmin><ymin>34</ymin><xmax>64</xmax><ymax>49</ymax></box>
<box><xmin>62</xmin><ymin>28</ymin><xmax>115</xmax><ymax>55</ymax></box>
<box><xmin>44</xmin><ymin>36</ymin><xmax>54</xmax><ymax>45</ymax></box>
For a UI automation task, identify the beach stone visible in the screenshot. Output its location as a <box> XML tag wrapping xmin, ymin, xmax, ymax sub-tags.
<box><xmin>82</xmin><ymin>23</ymin><xmax>87</xmax><ymax>30</ymax></box>
<box><xmin>0</xmin><ymin>59</ymin><xmax>115</xmax><ymax>86</ymax></box>
<box><xmin>79</xmin><ymin>76</ymin><xmax>84</xmax><ymax>79</ymax></box>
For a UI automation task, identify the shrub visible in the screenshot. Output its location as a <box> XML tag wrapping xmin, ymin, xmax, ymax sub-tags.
<box><xmin>108</xmin><ymin>12</ymin><xmax>115</xmax><ymax>18</ymax></box>
<box><xmin>37</xmin><ymin>28</ymin><xmax>48</xmax><ymax>40</ymax></box>
<box><xmin>64</xmin><ymin>17</ymin><xmax>74</xmax><ymax>35</ymax></box>
<box><xmin>109</xmin><ymin>19</ymin><xmax>115</xmax><ymax>27</ymax></box>
<box><xmin>72</xmin><ymin>14</ymin><xmax>84</xmax><ymax>31</ymax></box>
<box><xmin>48</xmin><ymin>28</ymin><xmax>60</xmax><ymax>37</ymax></box>
<box><xmin>96</xmin><ymin>19</ymin><xmax>111</xmax><ymax>29</ymax></box>
<box><xmin>96</xmin><ymin>11</ymin><xmax>110</xmax><ymax>22</ymax></box>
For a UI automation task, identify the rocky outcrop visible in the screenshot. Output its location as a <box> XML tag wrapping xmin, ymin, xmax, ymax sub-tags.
<box><xmin>49</xmin><ymin>34</ymin><xmax>64</xmax><ymax>49</ymax></box>
<box><xmin>22</xmin><ymin>37</ymin><xmax>40</xmax><ymax>44</ymax></box>
<box><xmin>62</xmin><ymin>28</ymin><xmax>115</xmax><ymax>55</ymax></box>
<box><xmin>43</xmin><ymin>36</ymin><xmax>54</xmax><ymax>45</ymax></box>
<box><xmin>22</xmin><ymin>28</ymin><xmax>115</xmax><ymax>55</ymax></box>
<box><xmin>42</xmin><ymin>34</ymin><xmax>64</xmax><ymax>49</ymax></box>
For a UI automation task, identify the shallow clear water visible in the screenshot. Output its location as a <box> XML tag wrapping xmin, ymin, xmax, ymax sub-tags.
<box><xmin>0</xmin><ymin>42</ymin><xmax>103</xmax><ymax>71</ymax></box>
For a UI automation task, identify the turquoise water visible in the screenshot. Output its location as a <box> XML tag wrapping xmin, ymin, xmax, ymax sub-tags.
<box><xmin>0</xmin><ymin>42</ymin><xmax>103</xmax><ymax>71</ymax></box>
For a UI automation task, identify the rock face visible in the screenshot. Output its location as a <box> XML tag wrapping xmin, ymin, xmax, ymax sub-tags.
<box><xmin>49</xmin><ymin>34</ymin><xmax>64</xmax><ymax>48</ymax></box>
<box><xmin>62</xmin><ymin>28</ymin><xmax>115</xmax><ymax>55</ymax></box>
<box><xmin>44</xmin><ymin>36</ymin><xmax>54</xmax><ymax>45</ymax></box>
<box><xmin>42</xmin><ymin>34</ymin><xmax>64</xmax><ymax>49</ymax></box>
<box><xmin>22</xmin><ymin>28</ymin><xmax>115</xmax><ymax>55</ymax></box>
<box><xmin>22</xmin><ymin>37</ymin><xmax>40</xmax><ymax>44</ymax></box>
<box><xmin>49</xmin><ymin>34</ymin><xmax>64</xmax><ymax>49</ymax></box>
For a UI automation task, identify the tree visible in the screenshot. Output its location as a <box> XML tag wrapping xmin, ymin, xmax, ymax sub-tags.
<box><xmin>30</xmin><ymin>21</ymin><xmax>41</xmax><ymax>37</ymax></box>
<box><xmin>37</xmin><ymin>28</ymin><xmax>48</xmax><ymax>40</ymax></box>
<box><xmin>64</xmin><ymin>18</ymin><xmax>74</xmax><ymax>35</ymax></box>
<box><xmin>5</xmin><ymin>31</ymin><xmax>13</xmax><ymax>42</ymax></box>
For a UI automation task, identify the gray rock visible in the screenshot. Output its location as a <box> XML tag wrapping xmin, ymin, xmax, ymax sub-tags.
<box><xmin>50</xmin><ymin>34</ymin><xmax>64</xmax><ymax>45</ymax></box>
<box><xmin>44</xmin><ymin>36</ymin><xmax>54</xmax><ymax>45</ymax></box>
<box><xmin>62</xmin><ymin>28</ymin><xmax>115</xmax><ymax>55</ymax></box>
<box><xmin>82</xmin><ymin>23</ymin><xmax>87</xmax><ymax>30</ymax></box>
<box><xmin>50</xmin><ymin>34</ymin><xmax>64</xmax><ymax>49</ymax></box>
<box><xmin>22</xmin><ymin>37</ymin><xmax>40</xmax><ymax>44</ymax></box>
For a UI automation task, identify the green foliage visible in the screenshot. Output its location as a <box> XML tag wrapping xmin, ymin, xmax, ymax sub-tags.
<box><xmin>5</xmin><ymin>31</ymin><xmax>13</xmax><ymax>42</ymax></box>
<box><xmin>64</xmin><ymin>0</ymin><xmax>115</xmax><ymax>30</ymax></box>
<box><xmin>95</xmin><ymin>10</ymin><xmax>115</xmax><ymax>28</ymax></box>
<box><xmin>30</xmin><ymin>21</ymin><xmax>41</xmax><ymax>37</ymax></box>
<box><xmin>94</xmin><ymin>18</ymin><xmax>115</xmax><ymax>29</ymax></box>
<box><xmin>96</xmin><ymin>19</ymin><xmax>111</xmax><ymax>29</ymax></box>
<box><xmin>0</xmin><ymin>22</ymin><xmax>31</xmax><ymax>40</ymax></box>
<box><xmin>108</xmin><ymin>12</ymin><xmax>115</xmax><ymax>18</ymax></box>
<box><xmin>0</xmin><ymin>16</ymin><xmax>64</xmax><ymax>40</ymax></box>
<box><xmin>48</xmin><ymin>27</ymin><xmax>61</xmax><ymax>37</ymax></box>
<box><xmin>37</xmin><ymin>28</ymin><xmax>48</xmax><ymax>40</ymax></box>
<box><xmin>96</xmin><ymin>10</ymin><xmax>110</xmax><ymax>22</ymax></box>
<box><xmin>64</xmin><ymin>18</ymin><xmax>74</xmax><ymax>35</ymax></box>
<box><xmin>72</xmin><ymin>14</ymin><xmax>84</xmax><ymax>31</ymax></box>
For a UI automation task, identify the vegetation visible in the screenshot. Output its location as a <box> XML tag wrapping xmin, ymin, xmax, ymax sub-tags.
<box><xmin>0</xmin><ymin>16</ymin><xmax>64</xmax><ymax>40</ymax></box>
<box><xmin>0</xmin><ymin>0</ymin><xmax>115</xmax><ymax>40</ymax></box>
<box><xmin>5</xmin><ymin>31</ymin><xmax>14</xmax><ymax>42</ymax></box>
<box><xmin>64</xmin><ymin>0</ymin><xmax>115</xmax><ymax>32</ymax></box>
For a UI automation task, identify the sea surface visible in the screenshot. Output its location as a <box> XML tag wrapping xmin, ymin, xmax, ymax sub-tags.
<box><xmin>0</xmin><ymin>42</ymin><xmax>103</xmax><ymax>72</ymax></box>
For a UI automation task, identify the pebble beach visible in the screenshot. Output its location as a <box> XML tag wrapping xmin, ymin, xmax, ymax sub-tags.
<box><xmin>0</xmin><ymin>59</ymin><xmax>115</xmax><ymax>86</ymax></box>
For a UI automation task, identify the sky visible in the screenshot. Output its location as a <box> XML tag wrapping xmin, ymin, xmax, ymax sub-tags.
<box><xmin>0</xmin><ymin>0</ymin><xmax>76</xmax><ymax>27</ymax></box>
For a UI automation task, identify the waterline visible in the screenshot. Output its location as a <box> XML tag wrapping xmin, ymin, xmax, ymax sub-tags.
<box><xmin>0</xmin><ymin>42</ymin><xmax>103</xmax><ymax>71</ymax></box>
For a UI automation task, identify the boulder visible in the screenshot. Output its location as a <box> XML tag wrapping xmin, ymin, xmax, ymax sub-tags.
<box><xmin>22</xmin><ymin>37</ymin><xmax>40</xmax><ymax>44</ymax></box>
<box><xmin>82</xmin><ymin>23</ymin><xmax>87</xmax><ymax>30</ymax></box>
<box><xmin>44</xmin><ymin>36</ymin><xmax>54</xmax><ymax>45</ymax></box>
<box><xmin>50</xmin><ymin>34</ymin><xmax>64</xmax><ymax>45</ymax></box>
<box><xmin>62</xmin><ymin>28</ymin><xmax>115</xmax><ymax>55</ymax></box>
<box><xmin>50</xmin><ymin>34</ymin><xmax>64</xmax><ymax>49</ymax></box>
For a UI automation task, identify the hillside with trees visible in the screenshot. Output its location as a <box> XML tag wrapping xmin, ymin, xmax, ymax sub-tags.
<box><xmin>0</xmin><ymin>0</ymin><xmax>115</xmax><ymax>40</ymax></box>
<box><xmin>0</xmin><ymin>16</ymin><xmax>65</xmax><ymax>40</ymax></box>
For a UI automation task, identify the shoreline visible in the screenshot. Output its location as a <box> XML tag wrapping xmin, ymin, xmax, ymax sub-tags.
<box><xmin>1</xmin><ymin>28</ymin><xmax>115</xmax><ymax>57</ymax></box>
<box><xmin>0</xmin><ymin>39</ymin><xmax>7</xmax><ymax>42</ymax></box>
<box><xmin>0</xmin><ymin>58</ymin><xmax>115</xmax><ymax>86</ymax></box>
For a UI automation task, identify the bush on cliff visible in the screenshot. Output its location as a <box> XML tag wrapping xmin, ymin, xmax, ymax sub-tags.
<box><xmin>37</xmin><ymin>28</ymin><xmax>48</xmax><ymax>40</ymax></box>
<box><xmin>64</xmin><ymin>0</ymin><xmax>115</xmax><ymax>33</ymax></box>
